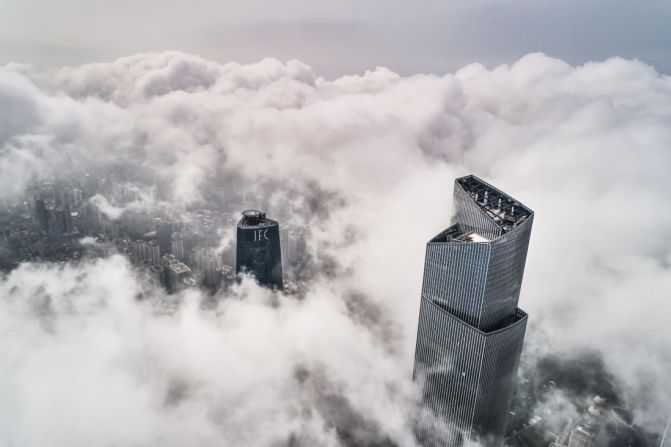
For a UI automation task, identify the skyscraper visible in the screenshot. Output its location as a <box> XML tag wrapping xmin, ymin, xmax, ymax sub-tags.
<box><xmin>156</xmin><ymin>219</ymin><xmax>173</xmax><ymax>256</ymax></box>
<box><xmin>147</xmin><ymin>239</ymin><xmax>161</xmax><ymax>265</ymax></box>
<box><xmin>63</xmin><ymin>204</ymin><xmax>74</xmax><ymax>234</ymax></box>
<box><xmin>568</xmin><ymin>425</ymin><xmax>596</xmax><ymax>447</ymax></box>
<box><xmin>47</xmin><ymin>208</ymin><xmax>65</xmax><ymax>241</ymax></box>
<box><xmin>236</xmin><ymin>209</ymin><xmax>283</xmax><ymax>289</ymax></box>
<box><xmin>34</xmin><ymin>197</ymin><xmax>49</xmax><ymax>233</ymax></box>
<box><xmin>162</xmin><ymin>254</ymin><xmax>197</xmax><ymax>293</ymax></box>
<box><xmin>413</xmin><ymin>175</ymin><xmax>534</xmax><ymax>447</ymax></box>
<box><xmin>194</xmin><ymin>247</ymin><xmax>222</xmax><ymax>289</ymax></box>
<box><xmin>171</xmin><ymin>232</ymin><xmax>184</xmax><ymax>261</ymax></box>
<box><xmin>131</xmin><ymin>239</ymin><xmax>148</xmax><ymax>264</ymax></box>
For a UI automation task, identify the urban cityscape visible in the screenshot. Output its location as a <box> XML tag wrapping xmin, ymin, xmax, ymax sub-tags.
<box><xmin>0</xmin><ymin>172</ymin><xmax>308</xmax><ymax>295</ymax></box>
<box><xmin>1</xmin><ymin>2</ymin><xmax>670</xmax><ymax>446</ymax></box>
<box><xmin>0</xmin><ymin>171</ymin><xmax>667</xmax><ymax>446</ymax></box>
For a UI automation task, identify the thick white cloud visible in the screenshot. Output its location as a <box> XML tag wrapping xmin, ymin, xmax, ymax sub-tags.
<box><xmin>1</xmin><ymin>51</ymin><xmax>671</xmax><ymax>444</ymax></box>
<box><xmin>0</xmin><ymin>257</ymin><xmax>417</xmax><ymax>446</ymax></box>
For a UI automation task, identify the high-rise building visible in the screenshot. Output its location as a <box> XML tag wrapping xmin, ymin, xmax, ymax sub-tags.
<box><xmin>171</xmin><ymin>232</ymin><xmax>184</xmax><ymax>261</ymax></box>
<box><xmin>550</xmin><ymin>397</ymin><xmax>639</xmax><ymax>447</ymax></box>
<box><xmin>80</xmin><ymin>173</ymin><xmax>98</xmax><ymax>199</ymax></box>
<box><xmin>162</xmin><ymin>254</ymin><xmax>197</xmax><ymax>293</ymax></box>
<box><xmin>156</xmin><ymin>219</ymin><xmax>173</xmax><ymax>256</ymax></box>
<box><xmin>47</xmin><ymin>208</ymin><xmax>65</xmax><ymax>241</ymax></box>
<box><xmin>413</xmin><ymin>175</ymin><xmax>534</xmax><ymax>447</ymax></box>
<box><xmin>193</xmin><ymin>247</ymin><xmax>222</xmax><ymax>289</ymax></box>
<box><xmin>236</xmin><ymin>209</ymin><xmax>283</xmax><ymax>289</ymax></box>
<box><xmin>122</xmin><ymin>210</ymin><xmax>151</xmax><ymax>237</ymax></box>
<box><xmin>73</xmin><ymin>187</ymin><xmax>83</xmax><ymax>205</ymax></box>
<box><xmin>222</xmin><ymin>243</ymin><xmax>236</xmax><ymax>268</ymax></box>
<box><xmin>34</xmin><ymin>197</ymin><xmax>49</xmax><ymax>233</ymax></box>
<box><xmin>80</xmin><ymin>202</ymin><xmax>102</xmax><ymax>235</ymax></box>
<box><xmin>63</xmin><ymin>204</ymin><xmax>74</xmax><ymax>234</ymax></box>
<box><xmin>147</xmin><ymin>239</ymin><xmax>161</xmax><ymax>265</ymax></box>
<box><xmin>131</xmin><ymin>240</ymin><xmax>148</xmax><ymax>264</ymax></box>
<box><xmin>568</xmin><ymin>425</ymin><xmax>596</xmax><ymax>447</ymax></box>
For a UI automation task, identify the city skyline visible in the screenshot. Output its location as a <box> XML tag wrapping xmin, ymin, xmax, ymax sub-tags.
<box><xmin>1</xmin><ymin>6</ymin><xmax>670</xmax><ymax>445</ymax></box>
<box><xmin>11</xmin><ymin>177</ymin><xmax>303</xmax><ymax>295</ymax></box>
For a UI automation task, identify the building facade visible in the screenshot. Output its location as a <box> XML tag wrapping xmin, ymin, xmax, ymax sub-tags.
<box><xmin>162</xmin><ymin>254</ymin><xmax>197</xmax><ymax>293</ymax></box>
<box><xmin>34</xmin><ymin>197</ymin><xmax>49</xmax><ymax>233</ymax></box>
<box><xmin>47</xmin><ymin>208</ymin><xmax>65</xmax><ymax>241</ymax></box>
<box><xmin>156</xmin><ymin>219</ymin><xmax>173</xmax><ymax>256</ymax></box>
<box><xmin>236</xmin><ymin>209</ymin><xmax>283</xmax><ymax>289</ymax></box>
<box><xmin>131</xmin><ymin>239</ymin><xmax>148</xmax><ymax>264</ymax></box>
<box><xmin>193</xmin><ymin>247</ymin><xmax>222</xmax><ymax>289</ymax></box>
<box><xmin>171</xmin><ymin>232</ymin><xmax>184</xmax><ymax>261</ymax></box>
<box><xmin>413</xmin><ymin>175</ymin><xmax>534</xmax><ymax>447</ymax></box>
<box><xmin>147</xmin><ymin>239</ymin><xmax>161</xmax><ymax>265</ymax></box>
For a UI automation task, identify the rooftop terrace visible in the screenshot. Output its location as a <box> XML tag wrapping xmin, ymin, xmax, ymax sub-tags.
<box><xmin>457</xmin><ymin>175</ymin><xmax>532</xmax><ymax>233</ymax></box>
<box><xmin>238</xmin><ymin>209</ymin><xmax>276</xmax><ymax>228</ymax></box>
<box><xmin>429</xmin><ymin>224</ymin><xmax>492</xmax><ymax>243</ymax></box>
<box><xmin>169</xmin><ymin>261</ymin><xmax>191</xmax><ymax>274</ymax></box>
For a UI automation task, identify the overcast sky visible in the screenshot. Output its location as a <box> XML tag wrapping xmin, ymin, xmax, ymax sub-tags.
<box><xmin>1</xmin><ymin>0</ymin><xmax>670</xmax><ymax>76</ymax></box>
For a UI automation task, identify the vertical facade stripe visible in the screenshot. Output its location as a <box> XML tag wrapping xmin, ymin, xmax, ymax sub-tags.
<box><xmin>413</xmin><ymin>175</ymin><xmax>534</xmax><ymax>447</ymax></box>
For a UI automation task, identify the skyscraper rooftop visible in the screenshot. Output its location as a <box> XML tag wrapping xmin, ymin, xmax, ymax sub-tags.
<box><xmin>414</xmin><ymin>174</ymin><xmax>534</xmax><ymax>446</ymax></box>
<box><xmin>456</xmin><ymin>175</ymin><xmax>532</xmax><ymax>233</ymax></box>
<box><xmin>238</xmin><ymin>209</ymin><xmax>273</xmax><ymax>228</ymax></box>
<box><xmin>236</xmin><ymin>209</ymin><xmax>283</xmax><ymax>289</ymax></box>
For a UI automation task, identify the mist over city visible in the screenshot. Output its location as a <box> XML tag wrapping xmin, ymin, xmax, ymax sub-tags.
<box><xmin>1</xmin><ymin>2</ymin><xmax>671</xmax><ymax>447</ymax></box>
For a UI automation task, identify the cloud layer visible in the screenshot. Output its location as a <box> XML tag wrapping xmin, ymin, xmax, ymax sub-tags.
<box><xmin>1</xmin><ymin>51</ymin><xmax>671</xmax><ymax>445</ymax></box>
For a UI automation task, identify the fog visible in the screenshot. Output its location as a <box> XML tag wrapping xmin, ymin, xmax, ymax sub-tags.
<box><xmin>1</xmin><ymin>51</ymin><xmax>670</xmax><ymax>445</ymax></box>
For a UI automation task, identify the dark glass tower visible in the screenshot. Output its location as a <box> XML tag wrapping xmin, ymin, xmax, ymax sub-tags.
<box><xmin>156</xmin><ymin>220</ymin><xmax>173</xmax><ymax>256</ymax></box>
<box><xmin>413</xmin><ymin>175</ymin><xmax>534</xmax><ymax>447</ymax></box>
<box><xmin>236</xmin><ymin>210</ymin><xmax>283</xmax><ymax>289</ymax></box>
<box><xmin>34</xmin><ymin>197</ymin><xmax>49</xmax><ymax>233</ymax></box>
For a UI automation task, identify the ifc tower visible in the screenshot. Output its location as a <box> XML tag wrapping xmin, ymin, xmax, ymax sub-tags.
<box><xmin>236</xmin><ymin>209</ymin><xmax>283</xmax><ymax>289</ymax></box>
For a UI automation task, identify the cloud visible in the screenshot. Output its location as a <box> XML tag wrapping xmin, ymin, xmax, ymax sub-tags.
<box><xmin>1</xmin><ymin>51</ymin><xmax>671</xmax><ymax>443</ymax></box>
<box><xmin>89</xmin><ymin>184</ymin><xmax>161</xmax><ymax>220</ymax></box>
<box><xmin>0</xmin><ymin>257</ymin><xmax>417</xmax><ymax>447</ymax></box>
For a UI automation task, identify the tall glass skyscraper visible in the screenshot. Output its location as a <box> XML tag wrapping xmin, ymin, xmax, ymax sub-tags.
<box><xmin>413</xmin><ymin>175</ymin><xmax>534</xmax><ymax>447</ymax></box>
<box><xmin>236</xmin><ymin>209</ymin><xmax>283</xmax><ymax>289</ymax></box>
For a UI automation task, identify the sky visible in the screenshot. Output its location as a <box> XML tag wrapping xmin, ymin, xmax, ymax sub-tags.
<box><xmin>1</xmin><ymin>3</ymin><xmax>671</xmax><ymax>446</ymax></box>
<box><xmin>1</xmin><ymin>0</ymin><xmax>671</xmax><ymax>77</ymax></box>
